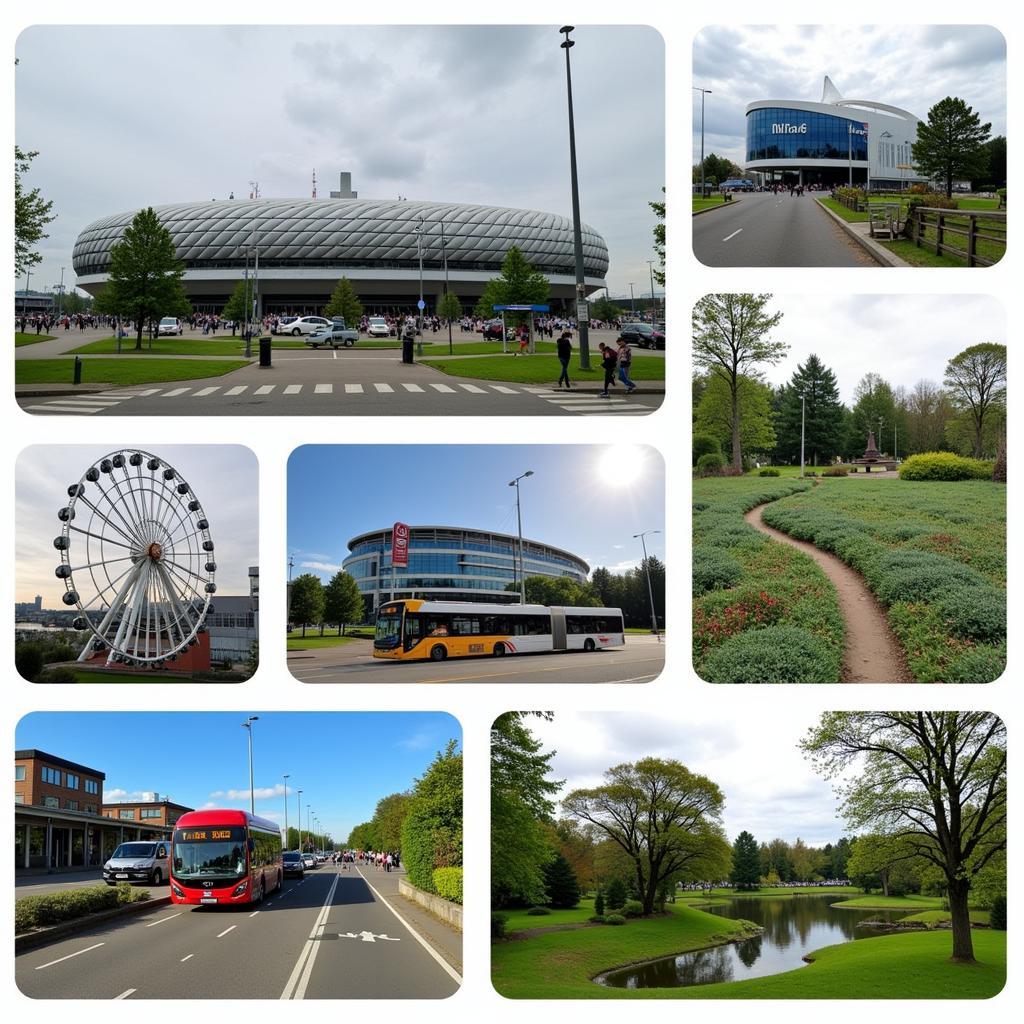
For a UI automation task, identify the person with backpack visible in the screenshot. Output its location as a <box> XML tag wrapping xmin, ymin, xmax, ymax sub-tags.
<box><xmin>556</xmin><ymin>331</ymin><xmax>572</xmax><ymax>389</ymax></box>
<box><xmin>598</xmin><ymin>342</ymin><xmax>618</xmax><ymax>398</ymax></box>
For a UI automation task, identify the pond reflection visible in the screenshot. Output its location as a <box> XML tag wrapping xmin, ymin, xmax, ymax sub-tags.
<box><xmin>596</xmin><ymin>895</ymin><xmax>899</xmax><ymax>989</ymax></box>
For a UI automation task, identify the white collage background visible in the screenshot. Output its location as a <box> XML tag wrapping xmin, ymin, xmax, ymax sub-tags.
<box><xmin>1</xmin><ymin>0</ymin><xmax>1018</xmax><ymax>1022</ymax></box>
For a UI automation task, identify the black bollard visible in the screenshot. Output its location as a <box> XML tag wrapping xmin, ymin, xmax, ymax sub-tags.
<box><xmin>73</xmin><ymin>357</ymin><xmax>83</xmax><ymax>385</ymax></box>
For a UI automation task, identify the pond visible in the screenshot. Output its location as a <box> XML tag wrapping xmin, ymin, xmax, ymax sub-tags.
<box><xmin>595</xmin><ymin>895</ymin><xmax>902</xmax><ymax>989</ymax></box>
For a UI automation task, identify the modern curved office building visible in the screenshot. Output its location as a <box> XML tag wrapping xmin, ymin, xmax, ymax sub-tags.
<box><xmin>344</xmin><ymin>525</ymin><xmax>590</xmax><ymax>616</ymax></box>
<box><xmin>745</xmin><ymin>76</ymin><xmax>926</xmax><ymax>189</ymax></box>
<box><xmin>71</xmin><ymin>178</ymin><xmax>609</xmax><ymax>315</ymax></box>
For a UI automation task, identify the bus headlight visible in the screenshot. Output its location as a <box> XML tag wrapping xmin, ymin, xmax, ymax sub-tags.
<box><xmin>171</xmin><ymin>883</ymin><xmax>184</xmax><ymax>898</ymax></box>
<box><xmin>232</xmin><ymin>880</ymin><xmax>249</xmax><ymax>896</ymax></box>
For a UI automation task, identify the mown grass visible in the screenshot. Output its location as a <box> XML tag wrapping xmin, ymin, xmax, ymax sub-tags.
<box><xmin>67</xmin><ymin>337</ymin><xmax>311</xmax><ymax>355</ymax></box>
<box><xmin>422</xmin><ymin>341</ymin><xmax>559</xmax><ymax>356</ymax></box>
<box><xmin>759</xmin><ymin>479</ymin><xmax>1005</xmax><ymax>682</ymax></box>
<box><xmin>15</xmin><ymin>358</ymin><xmax>250</xmax><ymax>386</ymax></box>
<box><xmin>900</xmin><ymin>909</ymin><xmax>990</xmax><ymax>927</ymax></box>
<box><xmin>501</xmin><ymin>897</ymin><xmax>600</xmax><ymax>933</ymax></box>
<box><xmin>693</xmin><ymin>195</ymin><xmax>730</xmax><ymax>213</ymax></box>
<box><xmin>422</xmin><ymin>352</ymin><xmax>665</xmax><ymax>384</ymax></box>
<box><xmin>831</xmin><ymin>895</ymin><xmax>943</xmax><ymax>911</ymax></box>
<box><xmin>15</xmin><ymin>332</ymin><xmax>56</xmax><ymax>346</ymax></box>
<box><xmin>818</xmin><ymin>197</ymin><xmax>867</xmax><ymax>222</ymax></box>
<box><xmin>286</xmin><ymin>634</ymin><xmax>360</xmax><ymax>650</ymax></box>
<box><xmin>692</xmin><ymin>477</ymin><xmax>844</xmax><ymax>683</ymax></box>
<box><xmin>707</xmin><ymin>886</ymin><xmax>860</xmax><ymax>899</ymax></box>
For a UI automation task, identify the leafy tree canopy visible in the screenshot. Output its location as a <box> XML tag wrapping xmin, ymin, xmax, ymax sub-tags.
<box><xmin>15</xmin><ymin>146</ymin><xmax>56</xmax><ymax>277</ymax></box>
<box><xmin>912</xmin><ymin>96</ymin><xmax>992</xmax><ymax>198</ymax></box>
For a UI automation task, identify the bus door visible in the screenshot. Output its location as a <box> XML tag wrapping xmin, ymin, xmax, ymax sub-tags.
<box><xmin>550</xmin><ymin>607</ymin><xmax>567</xmax><ymax>651</ymax></box>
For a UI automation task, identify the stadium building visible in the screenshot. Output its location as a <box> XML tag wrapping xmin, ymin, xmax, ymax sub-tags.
<box><xmin>71</xmin><ymin>174</ymin><xmax>609</xmax><ymax>315</ymax></box>
<box><xmin>343</xmin><ymin>525</ymin><xmax>590</xmax><ymax>617</ymax></box>
<box><xmin>745</xmin><ymin>76</ymin><xmax>926</xmax><ymax>189</ymax></box>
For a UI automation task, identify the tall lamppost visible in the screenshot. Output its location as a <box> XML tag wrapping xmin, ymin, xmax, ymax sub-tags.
<box><xmin>57</xmin><ymin>267</ymin><xmax>65</xmax><ymax>318</ymax></box>
<box><xmin>646</xmin><ymin>260</ymin><xmax>657</xmax><ymax>323</ymax></box>
<box><xmin>22</xmin><ymin>268</ymin><xmax>31</xmax><ymax>318</ymax></box>
<box><xmin>282</xmin><ymin>773</ymin><xmax>290</xmax><ymax>848</ymax></box>
<box><xmin>414</xmin><ymin>214</ymin><xmax>425</xmax><ymax>354</ymax></box>
<box><xmin>559</xmin><ymin>26</ymin><xmax>590</xmax><ymax>370</ymax></box>
<box><xmin>508</xmin><ymin>470</ymin><xmax>534</xmax><ymax>604</ymax></box>
<box><xmin>633</xmin><ymin>530</ymin><xmax>662</xmax><ymax>641</ymax></box>
<box><xmin>629</xmin><ymin>283</ymin><xmax>635</xmax><ymax>315</ymax></box>
<box><xmin>307</xmin><ymin>805</ymin><xmax>313</xmax><ymax>851</ymax></box>
<box><xmin>296</xmin><ymin>789</ymin><xmax>303</xmax><ymax>852</ymax></box>
<box><xmin>693</xmin><ymin>87</ymin><xmax>712</xmax><ymax>195</ymax></box>
<box><xmin>241</xmin><ymin>716</ymin><xmax>259</xmax><ymax>816</ymax></box>
<box><xmin>439</xmin><ymin>219</ymin><xmax>453</xmax><ymax>355</ymax></box>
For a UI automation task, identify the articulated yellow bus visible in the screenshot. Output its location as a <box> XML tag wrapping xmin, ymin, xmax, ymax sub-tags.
<box><xmin>373</xmin><ymin>599</ymin><xmax>625</xmax><ymax>662</ymax></box>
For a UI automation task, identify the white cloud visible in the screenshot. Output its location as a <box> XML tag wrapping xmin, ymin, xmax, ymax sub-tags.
<box><xmin>104</xmin><ymin>789</ymin><xmax>158</xmax><ymax>803</ymax></box>
<box><xmin>209</xmin><ymin>784</ymin><xmax>287</xmax><ymax>802</ymax></box>
<box><xmin>300</xmin><ymin>560</ymin><xmax>341</xmax><ymax>574</ymax></box>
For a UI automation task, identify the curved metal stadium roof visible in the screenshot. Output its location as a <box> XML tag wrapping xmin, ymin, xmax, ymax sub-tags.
<box><xmin>72</xmin><ymin>198</ymin><xmax>609</xmax><ymax>279</ymax></box>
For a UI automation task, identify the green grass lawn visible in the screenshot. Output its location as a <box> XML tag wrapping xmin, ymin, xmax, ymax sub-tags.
<box><xmin>760</xmin><ymin>479</ymin><xmax>1006</xmax><ymax>682</ymax></box>
<box><xmin>422</xmin><ymin>341</ymin><xmax>559</xmax><ymax>356</ymax></box>
<box><xmin>66</xmin><ymin>336</ymin><xmax>315</xmax><ymax>355</ymax></box>
<box><xmin>831</xmin><ymin>895</ymin><xmax>943</xmax><ymax>911</ymax></box>
<box><xmin>501</xmin><ymin>898</ymin><xmax>601</xmax><ymax>933</ymax></box>
<box><xmin>492</xmin><ymin>911</ymin><xmax>1006</xmax><ymax>999</ymax></box>
<box><xmin>16</xmin><ymin>358</ymin><xmax>250</xmax><ymax>387</ymax></box>
<box><xmin>900</xmin><ymin>909</ymin><xmax>990</xmax><ymax>927</ymax></box>
<box><xmin>422</xmin><ymin>352</ymin><xmax>665</xmax><ymax>384</ymax></box>
<box><xmin>692</xmin><ymin>477</ymin><xmax>844</xmax><ymax>683</ymax></box>
<box><xmin>880</xmin><ymin>236</ymin><xmax>1005</xmax><ymax>267</ymax></box>
<box><xmin>15</xmin><ymin>332</ymin><xmax>56</xmax><ymax>347</ymax></box>
<box><xmin>693</xmin><ymin>195</ymin><xmax>730</xmax><ymax>213</ymax></box>
<box><xmin>286</xmin><ymin>633</ymin><xmax>361</xmax><ymax>651</ymax></box>
<box><xmin>708</xmin><ymin>886</ymin><xmax>860</xmax><ymax>898</ymax></box>
<box><xmin>817</xmin><ymin>197</ymin><xmax>867</xmax><ymax>222</ymax></box>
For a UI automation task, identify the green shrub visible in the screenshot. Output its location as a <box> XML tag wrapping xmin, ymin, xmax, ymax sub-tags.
<box><xmin>700</xmin><ymin>625</ymin><xmax>841</xmax><ymax>684</ymax></box>
<box><xmin>491</xmin><ymin>912</ymin><xmax>509</xmax><ymax>939</ymax></box>
<box><xmin>605</xmin><ymin>878</ymin><xmax>627</xmax><ymax>910</ymax></box>
<box><xmin>15</xmin><ymin>644</ymin><xmax>45</xmax><ymax>682</ymax></box>
<box><xmin>758</xmin><ymin>467</ymin><xmax>780</xmax><ymax>477</ymax></box>
<box><xmin>692</xmin><ymin>547</ymin><xmax>742</xmax><ymax>596</ymax></box>
<box><xmin>526</xmin><ymin>905</ymin><xmax>552</xmax><ymax>916</ymax></box>
<box><xmin>604</xmin><ymin>914</ymin><xmax>626</xmax><ymax>926</ymax></box>
<box><xmin>432</xmin><ymin>866</ymin><xmax>463</xmax><ymax>905</ymax></box>
<box><xmin>593</xmin><ymin>889</ymin><xmax>605</xmax><ymax>916</ymax></box>
<box><xmin>899</xmin><ymin>452</ymin><xmax>993</xmax><ymax>481</ymax></box>
<box><xmin>942</xmin><ymin>644</ymin><xmax>1006</xmax><ymax>684</ymax></box>
<box><xmin>821</xmin><ymin>466</ymin><xmax>848</xmax><ymax>477</ymax></box>
<box><xmin>696</xmin><ymin>452</ymin><xmax>725</xmax><ymax>476</ymax></box>
<box><xmin>931</xmin><ymin>585</ymin><xmax>1006</xmax><ymax>642</ymax></box>
<box><xmin>35</xmin><ymin>666</ymin><xmax>80</xmax><ymax>684</ymax></box>
<box><xmin>693</xmin><ymin>433</ymin><xmax>721</xmax><ymax>466</ymax></box>
<box><xmin>589</xmin><ymin>914</ymin><xmax>607</xmax><ymax>924</ymax></box>
<box><xmin>906</xmin><ymin>192</ymin><xmax>959</xmax><ymax>211</ymax></box>
<box><xmin>866</xmin><ymin>549</ymin><xmax>987</xmax><ymax>604</ymax></box>
<box><xmin>15</xmin><ymin>884</ymin><xmax>122</xmax><ymax>932</ymax></box>
<box><xmin>989</xmin><ymin>895</ymin><xmax>1007</xmax><ymax>930</ymax></box>
<box><xmin>622</xmin><ymin>899</ymin><xmax>644</xmax><ymax>918</ymax></box>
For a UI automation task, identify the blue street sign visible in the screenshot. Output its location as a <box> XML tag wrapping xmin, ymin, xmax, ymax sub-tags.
<box><xmin>417</xmin><ymin>299</ymin><xmax>425</xmax><ymax>310</ymax></box>
<box><xmin>493</xmin><ymin>304</ymin><xmax>550</xmax><ymax>312</ymax></box>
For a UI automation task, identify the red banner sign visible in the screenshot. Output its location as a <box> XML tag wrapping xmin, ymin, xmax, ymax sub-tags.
<box><xmin>392</xmin><ymin>522</ymin><xmax>410</xmax><ymax>567</ymax></box>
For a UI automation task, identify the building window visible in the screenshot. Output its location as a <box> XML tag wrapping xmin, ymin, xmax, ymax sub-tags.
<box><xmin>43</xmin><ymin>796</ymin><xmax>59</xmax><ymax>808</ymax></box>
<box><xmin>15</xmin><ymin>765</ymin><xmax>26</xmax><ymax>781</ymax></box>
<box><xmin>84</xmin><ymin>804</ymin><xmax>97</xmax><ymax>815</ymax></box>
<box><xmin>85</xmin><ymin>779</ymin><xmax>99</xmax><ymax>795</ymax></box>
<box><xmin>42</xmin><ymin>766</ymin><xmax>62</xmax><ymax>786</ymax></box>
<box><xmin>14</xmin><ymin>793</ymin><xmax>24</xmax><ymax>804</ymax></box>
<box><xmin>140</xmin><ymin>809</ymin><xmax>162</xmax><ymax>819</ymax></box>
<box><xmin>118</xmin><ymin>809</ymin><xmax>135</xmax><ymax>820</ymax></box>
<box><xmin>66</xmin><ymin>800</ymin><xmax>79</xmax><ymax>811</ymax></box>
<box><xmin>66</xmin><ymin>773</ymin><xmax>80</xmax><ymax>790</ymax></box>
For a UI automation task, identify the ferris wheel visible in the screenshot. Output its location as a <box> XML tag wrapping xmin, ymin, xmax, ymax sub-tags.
<box><xmin>53</xmin><ymin>449</ymin><xmax>216</xmax><ymax>669</ymax></box>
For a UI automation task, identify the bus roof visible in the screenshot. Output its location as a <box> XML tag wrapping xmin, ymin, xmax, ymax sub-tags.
<box><xmin>174</xmin><ymin>809</ymin><xmax>280</xmax><ymax>833</ymax></box>
<box><xmin>378</xmin><ymin>600</ymin><xmax>621</xmax><ymax>615</ymax></box>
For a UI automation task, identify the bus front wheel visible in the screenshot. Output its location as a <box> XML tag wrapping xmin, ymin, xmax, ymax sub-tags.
<box><xmin>493</xmin><ymin>643</ymin><xmax>506</xmax><ymax>657</ymax></box>
<box><xmin>430</xmin><ymin>644</ymin><xmax>448</xmax><ymax>662</ymax></box>
<box><xmin>583</xmin><ymin>638</ymin><xmax>596</xmax><ymax>652</ymax></box>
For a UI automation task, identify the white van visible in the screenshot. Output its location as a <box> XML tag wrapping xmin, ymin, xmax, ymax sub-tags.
<box><xmin>103</xmin><ymin>840</ymin><xmax>171</xmax><ymax>886</ymax></box>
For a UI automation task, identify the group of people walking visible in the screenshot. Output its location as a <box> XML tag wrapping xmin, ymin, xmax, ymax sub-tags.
<box><xmin>555</xmin><ymin>332</ymin><xmax>637</xmax><ymax>396</ymax></box>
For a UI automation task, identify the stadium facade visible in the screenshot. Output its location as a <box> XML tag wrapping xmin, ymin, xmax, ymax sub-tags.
<box><xmin>71</xmin><ymin>183</ymin><xmax>609</xmax><ymax>315</ymax></box>
<box><xmin>344</xmin><ymin>525</ymin><xmax>590</xmax><ymax>616</ymax></box>
<box><xmin>745</xmin><ymin>76</ymin><xmax>927</xmax><ymax>189</ymax></box>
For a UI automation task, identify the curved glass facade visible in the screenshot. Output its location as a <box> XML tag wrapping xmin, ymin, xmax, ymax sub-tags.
<box><xmin>747</xmin><ymin>107</ymin><xmax>868</xmax><ymax>163</ymax></box>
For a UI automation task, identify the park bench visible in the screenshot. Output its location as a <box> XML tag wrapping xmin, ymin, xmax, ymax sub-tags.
<box><xmin>867</xmin><ymin>202</ymin><xmax>901</xmax><ymax>239</ymax></box>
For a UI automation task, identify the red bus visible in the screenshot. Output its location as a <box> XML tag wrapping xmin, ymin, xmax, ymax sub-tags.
<box><xmin>170</xmin><ymin>809</ymin><xmax>283</xmax><ymax>906</ymax></box>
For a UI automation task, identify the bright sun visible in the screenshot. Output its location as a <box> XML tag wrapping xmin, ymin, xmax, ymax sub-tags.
<box><xmin>597</xmin><ymin>445</ymin><xmax>647</xmax><ymax>488</ymax></box>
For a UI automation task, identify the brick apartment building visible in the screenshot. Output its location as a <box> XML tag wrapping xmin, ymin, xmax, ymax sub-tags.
<box><xmin>101</xmin><ymin>797</ymin><xmax>192</xmax><ymax>828</ymax></box>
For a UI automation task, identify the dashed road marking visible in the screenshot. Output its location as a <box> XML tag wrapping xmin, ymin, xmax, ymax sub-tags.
<box><xmin>114</xmin><ymin>988</ymin><xmax>137</xmax><ymax>999</ymax></box>
<box><xmin>254</xmin><ymin>384</ymin><xmax>276</xmax><ymax>395</ymax></box>
<box><xmin>216</xmin><ymin>925</ymin><xmax>236</xmax><ymax>938</ymax></box>
<box><xmin>35</xmin><ymin>943</ymin><xmax>105</xmax><ymax>970</ymax></box>
<box><xmin>283</xmin><ymin>384</ymin><xmax>302</xmax><ymax>395</ymax></box>
<box><xmin>722</xmin><ymin>228</ymin><xmax>744</xmax><ymax>242</ymax></box>
<box><xmin>314</xmin><ymin>383</ymin><xmax>332</xmax><ymax>394</ymax></box>
<box><xmin>193</xmin><ymin>386</ymin><xmax>220</xmax><ymax>397</ymax></box>
<box><xmin>225</xmin><ymin>385</ymin><xmax>248</xmax><ymax>396</ymax></box>
<box><xmin>345</xmin><ymin>383</ymin><xmax>363</xmax><ymax>394</ymax></box>
<box><xmin>161</xmin><ymin>387</ymin><xmax>190</xmax><ymax>397</ymax></box>
<box><xmin>145</xmin><ymin>912</ymin><xmax>182</xmax><ymax>927</ymax></box>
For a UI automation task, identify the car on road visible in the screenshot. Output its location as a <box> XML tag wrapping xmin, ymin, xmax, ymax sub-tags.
<box><xmin>282</xmin><ymin>851</ymin><xmax>305</xmax><ymax>878</ymax></box>
<box><xmin>301</xmin><ymin>853</ymin><xmax>317</xmax><ymax>870</ymax></box>
<box><xmin>481</xmin><ymin>319</ymin><xmax>508</xmax><ymax>340</ymax></box>
<box><xmin>103</xmin><ymin>840</ymin><xmax>171</xmax><ymax>886</ymax></box>
<box><xmin>158</xmin><ymin>317</ymin><xmax>183</xmax><ymax>336</ymax></box>
<box><xmin>306</xmin><ymin>320</ymin><xmax>358</xmax><ymax>349</ymax></box>
<box><xmin>274</xmin><ymin>315</ymin><xmax>330</xmax><ymax>336</ymax></box>
<box><xmin>366</xmin><ymin>316</ymin><xmax>391</xmax><ymax>337</ymax></box>
<box><xmin>618</xmin><ymin>322</ymin><xmax>665</xmax><ymax>349</ymax></box>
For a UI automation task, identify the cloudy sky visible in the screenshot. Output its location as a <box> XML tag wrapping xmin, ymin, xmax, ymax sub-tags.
<box><xmin>527</xmin><ymin>709</ymin><xmax>856</xmax><ymax>847</ymax></box>
<box><xmin>15</xmin><ymin>24</ymin><xmax>664</xmax><ymax>298</ymax></box>
<box><xmin>692</xmin><ymin>25</ymin><xmax>1006</xmax><ymax>167</ymax></box>
<box><xmin>16</xmin><ymin>445</ymin><xmax>258</xmax><ymax>605</ymax></box>
<box><xmin>708</xmin><ymin>294</ymin><xmax>1005</xmax><ymax>405</ymax></box>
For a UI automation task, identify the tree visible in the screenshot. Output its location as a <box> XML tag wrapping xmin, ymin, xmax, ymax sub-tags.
<box><xmin>436</xmin><ymin>291</ymin><xmax>462</xmax><ymax>322</ymax></box>
<box><xmin>694</xmin><ymin>373</ymin><xmax>777</xmax><ymax>461</ymax></box>
<box><xmin>802</xmin><ymin>712</ymin><xmax>1006</xmax><ymax>964</ymax></box>
<box><xmin>324</xmin><ymin>276</ymin><xmax>364</xmax><ymax>324</ymax></box>
<box><xmin>491</xmin><ymin>713</ymin><xmax>561</xmax><ymax>907</ymax></box>
<box><xmin>729</xmin><ymin>831</ymin><xmax>760</xmax><ymax>890</ymax></box>
<box><xmin>943</xmin><ymin>343</ymin><xmax>1007</xmax><ymax>459</ymax></box>
<box><xmin>977</xmin><ymin>135</ymin><xmax>1006</xmax><ymax>190</ymax></box>
<box><xmin>510</xmin><ymin>575</ymin><xmax>599</xmax><ymax>608</ymax></box>
<box><xmin>473</xmin><ymin>246</ymin><xmax>549</xmax><ymax>322</ymax></box>
<box><xmin>774</xmin><ymin>355</ymin><xmax>846</xmax><ymax>466</ymax></box>
<box><xmin>15</xmin><ymin>146</ymin><xmax>56</xmax><ymax>276</ymax></box>
<box><xmin>288</xmin><ymin>573</ymin><xmax>325</xmax><ymax>637</ymax></box>
<box><xmin>323</xmin><ymin>571</ymin><xmax>364</xmax><ymax>635</ymax></box>
<box><xmin>542</xmin><ymin>852</ymin><xmax>581</xmax><ymax>909</ymax></box>
<box><xmin>605</xmin><ymin>876</ymin><xmax>628</xmax><ymax>910</ymax></box>
<box><xmin>590</xmin><ymin>295</ymin><xmax>623</xmax><ymax>324</ymax></box>
<box><xmin>692</xmin><ymin>294</ymin><xmax>788</xmax><ymax>472</ymax></box>
<box><xmin>912</xmin><ymin>97</ymin><xmax>992</xmax><ymax>198</ymax></box>
<box><xmin>693</xmin><ymin>153</ymin><xmax>740</xmax><ymax>187</ymax></box>
<box><xmin>692</xmin><ymin>432</ymin><xmax>721</xmax><ymax>467</ymax></box>
<box><xmin>92</xmin><ymin>207</ymin><xmax>191</xmax><ymax>350</ymax></box>
<box><xmin>400</xmin><ymin>739</ymin><xmax>463</xmax><ymax>892</ymax></box>
<box><xmin>551</xmin><ymin>818</ymin><xmax>598</xmax><ymax>893</ymax></box>
<box><xmin>347</xmin><ymin>821</ymin><xmax>379</xmax><ymax>851</ymax></box>
<box><xmin>563</xmin><ymin>758</ymin><xmax>729</xmax><ymax>915</ymax></box>
<box><xmin>849</xmin><ymin>372</ymin><xmax>898</xmax><ymax>455</ymax></box>
<box><xmin>369</xmin><ymin>792</ymin><xmax>413</xmax><ymax>851</ymax></box>
<box><xmin>649</xmin><ymin>188</ymin><xmax>665</xmax><ymax>287</ymax></box>
<box><xmin>219</xmin><ymin>280</ymin><xmax>249</xmax><ymax>334</ymax></box>
<box><xmin>903</xmin><ymin>379</ymin><xmax>956</xmax><ymax>456</ymax></box>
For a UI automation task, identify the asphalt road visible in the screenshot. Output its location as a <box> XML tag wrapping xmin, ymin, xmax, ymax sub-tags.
<box><xmin>16</xmin><ymin>864</ymin><xmax>460</xmax><ymax>1000</ymax></box>
<box><xmin>692</xmin><ymin>192</ymin><xmax>876</xmax><ymax>267</ymax></box>
<box><xmin>288</xmin><ymin>635</ymin><xmax>665</xmax><ymax>684</ymax></box>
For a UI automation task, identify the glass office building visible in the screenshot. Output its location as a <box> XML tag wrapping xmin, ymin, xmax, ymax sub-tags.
<box><xmin>344</xmin><ymin>526</ymin><xmax>590</xmax><ymax>616</ymax></box>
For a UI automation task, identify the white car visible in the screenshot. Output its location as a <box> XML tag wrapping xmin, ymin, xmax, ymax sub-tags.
<box><xmin>280</xmin><ymin>316</ymin><xmax>330</xmax><ymax>336</ymax></box>
<box><xmin>366</xmin><ymin>317</ymin><xmax>390</xmax><ymax>338</ymax></box>
<box><xmin>158</xmin><ymin>317</ymin><xmax>183</xmax><ymax>336</ymax></box>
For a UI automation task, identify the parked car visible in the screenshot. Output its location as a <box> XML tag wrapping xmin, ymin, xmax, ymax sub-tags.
<box><xmin>618</xmin><ymin>322</ymin><xmax>665</xmax><ymax>350</ymax></box>
<box><xmin>103</xmin><ymin>840</ymin><xmax>171</xmax><ymax>886</ymax></box>
<box><xmin>306</xmin><ymin>320</ymin><xmax>358</xmax><ymax>348</ymax></box>
<box><xmin>481</xmin><ymin>319</ymin><xmax>505</xmax><ymax>340</ymax></box>
<box><xmin>366</xmin><ymin>316</ymin><xmax>391</xmax><ymax>338</ymax></box>
<box><xmin>301</xmin><ymin>853</ymin><xmax>317</xmax><ymax>869</ymax></box>
<box><xmin>282</xmin><ymin>851</ymin><xmax>305</xmax><ymax>878</ymax></box>
<box><xmin>275</xmin><ymin>315</ymin><xmax>330</xmax><ymax>336</ymax></box>
<box><xmin>158</xmin><ymin>317</ymin><xmax>183</xmax><ymax>336</ymax></box>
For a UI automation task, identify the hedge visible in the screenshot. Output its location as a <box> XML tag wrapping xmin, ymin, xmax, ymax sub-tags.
<box><xmin>700</xmin><ymin>624</ymin><xmax>841</xmax><ymax>684</ymax></box>
<box><xmin>692</xmin><ymin>546</ymin><xmax>743</xmax><ymax>596</ymax></box>
<box><xmin>696</xmin><ymin>452</ymin><xmax>725</xmax><ymax>476</ymax></box>
<box><xmin>899</xmin><ymin>452</ymin><xmax>994</xmax><ymax>481</ymax></box>
<box><xmin>432</xmin><ymin>866</ymin><xmax>463</xmax><ymax>905</ymax></box>
<box><xmin>15</xmin><ymin>882</ymin><xmax>149</xmax><ymax>933</ymax></box>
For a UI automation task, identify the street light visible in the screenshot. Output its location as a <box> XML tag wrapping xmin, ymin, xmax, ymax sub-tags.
<box><xmin>57</xmin><ymin>267</ymin><xmax>65</xmax><ymax>319</ymax></box>
<box><xmin>307</xmin><ymin>805</ymin><xmax>313</xmax><ymax>851</ymax></box>
<box><xmin>629</xmin><ymin>283</ymin><xmax>635</xmax><ymax>315</ymax></box>
<box><xmin>282</xmin><ymin>773</ymin><xmax>290</xmax><ymax>848</ymax></box>
<box><xmin>633</xmin><ymin>530</ymin><xmax>662</xmax><ymax>641</ymax></box>
<box><xmin>559</xmin><ymin>26</ymin><xmax>590</xmax><ymax>370</ymax></box>
<box><xmin>439</xmin><ymin>219</ymin><xmax>453</xmax><ymax>355</ymax></box>
<box><xmin>693</xmin><ymin>87</ymin><xmax>712</xmax><ymax>196</ymax></box>
<box><xmin>238</xmin><ymin>716</ymin><xmax>256</xmax><ymax>811</ymax></box>
<box><xmin>296</xmin><ymin>788</ymin><xmax>303</xmax><ymax>852</ymax></box>
<box><xmin>21</xmin><ymin>268</ymin><xmax>31</xmax><ymax>319</ymax></box>
<box><xmin>508</xmin><ymin>470</ymin><xmax>534</xmax><ymax>604</ymax></box>
<box><xmin>646</xmin><ymin>260</ymin><xmax>657</xmax><ymax>324</ymax></box>
<box><xmin>414</xmin><ymin>214</ymin><xmax>425</xmax><ymax>354</ymax></box>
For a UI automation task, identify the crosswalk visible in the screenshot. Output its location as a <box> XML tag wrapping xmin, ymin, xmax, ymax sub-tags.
<box><xmin>23</xmin><ymin>381</ymin><xmax>656</xmax><ymax>415</ymax></box>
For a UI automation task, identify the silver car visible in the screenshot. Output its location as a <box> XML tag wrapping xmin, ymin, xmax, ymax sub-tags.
<box><xmin>279</xmin><ymin>315</ymin><xmax>330</xmax><ymax>336</ymax></box>
<box><xmin>103</xmin><ymin>840</ymin><xmax>171</xmax><ymax>886</ymax></box>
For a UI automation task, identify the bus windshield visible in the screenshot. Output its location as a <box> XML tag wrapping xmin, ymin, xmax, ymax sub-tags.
<box><xmin>172</xmin><ymin>826</ymin><xmax>247</xmax><ymax>884</ymax></box>
<box><xmin>374</xmin><ymin>610</ymin><xmax>403</xmax><ymax>647</ymax></box>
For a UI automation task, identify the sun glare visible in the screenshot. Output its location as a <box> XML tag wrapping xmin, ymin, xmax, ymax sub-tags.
<box><xmin>597</xmin><ymin>445</ymin><xmax>647</xmax><ymax>488</ymax></box>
